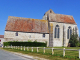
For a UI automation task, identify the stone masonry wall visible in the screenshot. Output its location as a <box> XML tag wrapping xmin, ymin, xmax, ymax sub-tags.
<box><xmin>51</xmin><ymin>22</ymin><xmax>78</xmax><ymax>47</ymax></box>
<box><xmin>4</xmin><ymin>31</ymin><xmax>49</xmax><ymax>47</ymax></box>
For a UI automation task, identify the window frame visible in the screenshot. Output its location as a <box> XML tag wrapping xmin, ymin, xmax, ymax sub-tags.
<box><xmin>43</xmin><ymin>33</ymin><xmax>45</xmax><ymax>38</ymax></box>
<box><xmin>15</xmin><ymin>32</ymin><xmax>18</xmax><ymax>36</ymax></box>
<box><xmin>67</xmin><ymin>26</ymin><xmax>72</xmax><ymax>39</ymax></box>
<box><xmin>54</xmin><ymin>25</ymin><xmax>60</xmax><ymax>38</ymax></box>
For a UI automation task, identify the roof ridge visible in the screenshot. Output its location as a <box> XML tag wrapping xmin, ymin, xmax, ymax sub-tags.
<box><xmin>52</xmin><ymin>13</ymin><xmax>73</xmax><ymax>17</ymax></box>
<box><xmin>8</xmin><ymin>16</ymin><xmax>47</xmax><ymax>21</ymax></box>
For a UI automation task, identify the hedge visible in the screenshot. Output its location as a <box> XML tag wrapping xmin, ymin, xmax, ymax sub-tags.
<box><xmin>3</xmin><ymin>41</ymin><xmax>47</xmax><ymax>47</ymax></box>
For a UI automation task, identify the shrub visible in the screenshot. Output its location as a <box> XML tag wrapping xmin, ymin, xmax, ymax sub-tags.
<box><xmin>3</xmin><ymin>42</ymin><xmax>10</xmax><ymax>46</ymax></box>
<box><xmin>3</xmin><ymin>41</ymin><xmax>46</xmax><ymax>47</ymax></box>
<box><xmin>69</xmin><ymin>33</ymin><xmax>79</xmax><ymax>47</ymax></box>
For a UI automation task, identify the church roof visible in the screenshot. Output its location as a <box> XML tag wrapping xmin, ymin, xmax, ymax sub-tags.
<box><xmin>44</xmin><ymin>9</ymin><xmax>76</xmax><ymax>24</ymax></box>
<box><xmin>5</xmin><ymin>9</ymin><xmax>76</xmax><ymax>33</ymax></box>
<box><xmin>5</xmin><ymin>16</ymin><xmax>49</xmax><ymax>33</ymax></box>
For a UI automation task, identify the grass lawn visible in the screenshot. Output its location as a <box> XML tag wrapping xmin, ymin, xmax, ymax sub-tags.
<box><xmin>2</xmin><ymin>47</ymin><xmax>80</xmax><ymax>60</ymax></box>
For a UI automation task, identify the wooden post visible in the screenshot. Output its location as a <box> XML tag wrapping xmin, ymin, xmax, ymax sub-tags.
<box><xmin>52</xmin><ymin>48</ymin><xmax>54</xmax><ymax>55</ymax></box>
<box><xmin>63</xmin><ymin>48</ymin><xmax>65</xmax><ymax>57</ymax></box>
<box><xmin>21</xmin><ymin>46</ymin><xmax>22</xmax><ymax>50</ymax></box>
<box><xmin>12</xmin><ymin>46</ymin><xmax>13</xmax><ymax>49</ymax></box>
<box><xmin>44</xmin><ymin>47</ymin><xmax>45</xmax><ymax>53</ymax></box>
<box><xmin>24</xmin><ymin>46</ymin><xmax>25</xmax><ymax>51</ymax></box>
<box><xmin>37</xmin><ymin>47</ymin><xmax>38</xmax><ymax>53</ymax></box>
<box><xmin>32</xmin><ymin>47</ymin><xmax>33</xmax><ymax>52</ymax></box>
<box><xmin>18</xmin><ymin>46</ymin><xmax>19</xmax><ymax>49</ymax></box>
<box><xmin>79</xmin><ymin>49</ymin><xmax>80</xmax><ymax>59</ymax></box>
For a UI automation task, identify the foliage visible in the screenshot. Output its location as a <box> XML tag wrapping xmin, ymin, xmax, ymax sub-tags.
<box><xmin>33</xmin><ymin>40</ymin><xmax>37</xmax><ymax>42</ymax></box>
<box><xmin>28</xmin><ymin>40</ymin><xmax>32</xmax><ymax>42</ymax></box>
<box><xmin>3</xmin><ymin>41</ymin><xmax>46</xmax><ymax>47</ymax></box>
<box><xmin>3</xmin><ymin>42</ymin><xmax>10</xmax><ymax>46</ymax></box>
<box><xmin>69</xmin><ymin>32</ymin><xmax>79</xmax><ymax>47</ymax></box>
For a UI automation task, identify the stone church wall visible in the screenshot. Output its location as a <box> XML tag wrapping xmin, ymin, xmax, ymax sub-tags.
<box><xmin>51</xmin><ymin>22</ymin><xmax>78</xmax><ymax>47</ymax></box>
<box><xmin>51</xmin><ymin>22</ymin><xmax>63</xmax><ymax>47</ymax></box>
<box><xmin>63</xmin><ymin>23</ymin><xmax>78</xmax><ymax>47</ymax></box>
<box><xmin>4</xmin><ymin>31</ymin><xmax>49</xmax><ymax>47</ymax></box>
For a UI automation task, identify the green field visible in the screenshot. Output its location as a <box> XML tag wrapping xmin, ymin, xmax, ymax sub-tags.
<box><xmin>3</xmin><ymin>47</ymin><xmax>80</xmax><ymax>60</ymax></box>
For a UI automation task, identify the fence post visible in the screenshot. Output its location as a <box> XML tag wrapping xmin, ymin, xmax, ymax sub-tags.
<box><xmin>79</xmin><ymin>49</ymin><xmax>80</xmax><ymax>59</ymax></box>
<box><xmin>44</xmin><ymin>47</ymin><xmax>45</xmax><ymax>53</ymax></box>
<box><xmin>37</xmin><ymin>47</ymin><xmax>38</xmax><ymax>53</ymax></box>
<box><xmin>32</xmin><ymin>47</ymin><xmax>33</xmax><ymax>52</ymax></box>
<box><xmin>63</xmin><ymin>48</ymin><xmax>65</xmax><ymax>57</ymax></box>
<box><xmin>12</xmin><ymin>46</ymin><xmax>13</xmax><ymax>49</ymax></box>
<box><xmin>21</xmin><ymin>46</ymin><xmax>22</xmax><ymax>50</ymax></box>
<box><xmin>24</xmin><ymin>46</ymin><xmax>25</xmax><ymax>51</ymax></box>
<box><xmin>52</xmin><ymin>48</ymin><xmax>54</xmax><ymax>55</ymax></box>
<box><xmin>5</xmin><ymin>46</ymin><xmax>6</xmax><ymax>48</ymax></box>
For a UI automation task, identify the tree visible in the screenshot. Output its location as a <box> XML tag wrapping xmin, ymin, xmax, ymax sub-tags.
<box><xmin>69</xmin><ymin>32</ymin><xmax>79</xmax><ymax>47</ymax></box>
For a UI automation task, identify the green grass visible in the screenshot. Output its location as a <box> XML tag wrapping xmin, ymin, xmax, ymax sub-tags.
<box><xmin>2</xmin><ymin>47</ymin><xmax>80</xmax><ymax>60</ymax></box>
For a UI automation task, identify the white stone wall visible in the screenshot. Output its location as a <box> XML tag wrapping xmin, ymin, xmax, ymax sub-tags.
<box><xmin>63</xmin><ymin>23</ymin><xmax>78</xmax><ymax>46</ymax></box>
<box><xmin>51</xmin><ymin>22</ymin><xmax>78</xmax><ymax>47</ymax></box>
<box><xmin>4</xmin><ymin>31</ymin><xmax>49</xmax><ymax>47</ymax></box>
<box><xmin>50</xmin><ymin>22</ymin><xmax>63</xmax><ymax>47</ymax></box>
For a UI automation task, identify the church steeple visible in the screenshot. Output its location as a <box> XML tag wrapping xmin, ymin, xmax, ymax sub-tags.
<box><xmin>45</xmin><ymin>9</ymin><xmax>55</xmax><ymax>15</ymax></box>
<box><xmin>42</xmin><ymin>9</ymin><xmax>54</xmax><ymax>20</ymax></box>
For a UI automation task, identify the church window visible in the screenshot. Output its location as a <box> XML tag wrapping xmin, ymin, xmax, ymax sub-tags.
<box><xmin>29</xmin><ymin>35</ymin><xmax>31</xmax><ymax>38</ymax></box>
<box><xmin>15</xmin><ymin>32</ymin><xmax>18</xmax><ymax>36</ymax></box>
<box><xmin>43</xmin><ymin>34</ymin><xmax>45</xmax><ymax>38</ymax></box>
<box><xmin>54</xmin><ymin>25</ymin><xmax>60</xmax><ymax>38</ymax></box>
<box><xmin>50</xmin><ymin>10</ymin><xmax>52</xmax><ymax>13</ymax></box>
<box><xmin>67</xmin><ymin>26</ymin><xmax>72</xmax><ymax>39</ymax></box>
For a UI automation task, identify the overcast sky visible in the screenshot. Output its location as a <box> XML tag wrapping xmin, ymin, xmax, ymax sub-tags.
<box><xmin>0</xmin><ymin>0</ymin><xmax>80</xmax><ymax>35</ymax></box>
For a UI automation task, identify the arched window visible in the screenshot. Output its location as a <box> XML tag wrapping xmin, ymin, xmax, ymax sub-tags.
<box><xmin>67</xmin><ymin>26</ymin><xmax>72</xmax><ymax>39</ymax></box>
<box><xmin>54</xmin><ymin>25</ymin><xmax>60</xmax><ymax>38</ymax></box>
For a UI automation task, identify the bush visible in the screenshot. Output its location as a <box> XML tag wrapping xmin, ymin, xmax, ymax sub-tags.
<box><xmin>3</xmin><ymin>42</ymin><xmax>10</xmax><ymax>46</ymax></box>
<box><xmin>3</xmin><ymin>41</ymin><xmax>47</xmax><ymax>47</ymax></box>
<box><xmin>69</xmin><ymin>33</ymin><xmax>79</xmax><ymax>47</ymax></box>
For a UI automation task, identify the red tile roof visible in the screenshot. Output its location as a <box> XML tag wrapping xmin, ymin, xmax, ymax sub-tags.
<box><xmin>5</xmin><ymin>9</ymin><xmax>76</xmax><ymax>33</ymax></box>
<box><xmin>5</xmin><ymin>16</ymin><xmax>49</xmax><ymax>33</ymax></box>
<box><xmin>44</xmin><ymin>9</ymin><xmax>76</xmax><ymax>24</ymax></box>
<box><xmin>49</xmin><ymin>14</ymin><xmax>76</xmax><ymax>24</ymax></box>
<box><xmin>0</xmin><ymin>35</ymin><xmax>4</xmax><ymax>38</ymax></box>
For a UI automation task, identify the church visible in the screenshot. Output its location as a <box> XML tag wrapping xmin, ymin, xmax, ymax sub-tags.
<box><xmin>4</xmin><ymin>9</ymin><xmax>79</xmax><ymax>47</ymax></box>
